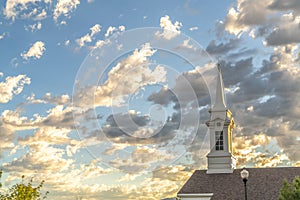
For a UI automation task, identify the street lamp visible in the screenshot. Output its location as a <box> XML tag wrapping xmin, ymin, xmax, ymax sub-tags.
<box><xmin>240</xmin><ymin>168</ymin><xmax>249</xmax><ymax>200</ymax></box>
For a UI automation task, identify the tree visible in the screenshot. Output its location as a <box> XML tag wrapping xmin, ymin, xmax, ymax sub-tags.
<box><xmin>0</xmin><ymin>170</ymin><xmax>48</xmax><ymax>200</ymax></box>
<box><xmin>278</xmin><ymin>176</ymin><xmax>300</xmax><ymax>200</ymax></box>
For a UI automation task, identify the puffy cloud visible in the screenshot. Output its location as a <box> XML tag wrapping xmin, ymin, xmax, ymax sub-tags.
<box><xmin>1</xmin><ymin>95</ymin><xmax>74</xmax><ymax>131</ymax></box>
<box><xmin>74</xmin><ymin>43</ymin><xmax>166</xmax><ymax>108</ymax></box>
<box><xmin>24</xmin><ymin>22</ymin><xmax>42</xmax><ymax>32</ymax></box>
<box><xmin>265</xmin><ymin>14</ymin><xmax>300</xmax><ymax>46</ymax></box>
<box><xmin>0</xmin><ymin>74</ymin><xmax>30</xmax><ymax>103</ymax></box>
<box><xmin>53</xmin><ymin>0</ymin><xmax>80</xmax><ymax>23</ymax></box>
<box><xmin>152</xmin><ymin>165</ymin><xmax>193</xmax><ymax>182</ymax></box>
<box><xmin>109</xmin><ymin>146</ymin><xmax>174</xmax><ymax>173</ymax></box>
<box><xmin>147</xmin><ymin>65</ymin><xmax>211</xmax><ymax>109</ymax></box>
<box><xmin>3</xmin><ymin>138</ymin><xmax>73</xmax><ymax>173</ymax></box>
<box><xmin>156</xmin><ymin>15</ymin><xmax>182</xmax><ymax>40</ymax></box>
<box><xmin>3</xmin><ymin>158</ymin><xmax>114</xmax><ymax>199</ymax></box>
<box><xmin>104</xmin><ymin>26</ymin><xmax>117</xmax><ymax>37</ymax></box>
<box><xmin>131</xmin><ymin>177</ymin><xmax>180</xmax><ymax>200</ymax></box>
<box><xmin>0</xmin><ymin>121</ymin><xmax>15</xmax><ymax>158</ymax></box>
<box><xmin>27</xmin><ymin>92</ymin><xmax>70</xmax><ymax>105</ymax></box>
<box><xmin>21</xmin><ymin>41</ymin><xmax>46</xmax><ymax>60</ymax></box>
<box><xmin>104</xmin><ymin>25</ymin><xmax>126</xmax><ymax>37</ymax></box>
<box><xmin>76</xmin><ymin>24</ymin><xmax>101</xmax><ymax>48</ymax></box>
<box><xmin>96</xmin><ymin>108</ymin><xmax>182</xmax><ymax>153</ymax></box>
<box><xmin>4</xmin><ymin>0</ymin><xmax>51</xmax><ymax>21</ymax></box>
<box><xmin>217</xmin><ymin>47</ymin><xmax>300</xmax><ymax>163</ymax></box>
<box><xmin>38</xmin><ymin>105</ymin><xmax>75</xmax><ymax>128</ymax></box>
<box><xmin>233</xmin><ymin>134</ymin><xmax>290</xmax><ymax>167</ymax></box>
<box><xmin>268</xmin><ymin>0</ymin><xmax>300</xmax><ymax>13</ymax></box>
<box><xmin>224</xmin><ymin>0</ymin><xmax>273</xmax><ymax>35</ymax></box>
<box><xmin>104</xmin><ymin>143</ymin><xmax>130</xmax><ymax>156</ymax></box>
<box><xmin>206</xmin><ymin>38</ymin><xmax>241</xmax><ymax>55</ymax></box>
<box><xmin>224</xmin><ymin>0</ymin><xmax>300</xmax><ymax>47</ymax></box>
<box><xmin>65</xmin><ymin>39</ymin><xmax>70</xmax><ymax>46</ymax></box>
<box><xmin>119</xmin><ymin>25</ymin><xmax>125</xmax><ymax>32</ymax></box>
<box><xmin>0</xmin><ymin>94</ymin><xmax>117</xmax><ymax>197</ymax></box>
<box><xmin>104</xmin><ymin>112</ymin><xmax>151</xmax><ymax>138</ymax></box>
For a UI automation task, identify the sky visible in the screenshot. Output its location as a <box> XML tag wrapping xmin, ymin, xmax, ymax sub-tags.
<box><xmin>0</xmin><ymin>0</ymin><xmax>300</xmax><ymax>199</ymax></box>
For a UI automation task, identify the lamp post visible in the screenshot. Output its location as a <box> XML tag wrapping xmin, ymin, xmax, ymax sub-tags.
<box><xmin>240</xmin><ymin>168</ymin><xmax>249</xmax><ymax>200</ymax></box>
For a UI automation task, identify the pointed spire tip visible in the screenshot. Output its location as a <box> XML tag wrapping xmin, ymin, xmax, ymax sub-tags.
<box><xmin>217</xmin><ymin>63</ymin><xmax>221</xmax><ymax>72</ymax></box>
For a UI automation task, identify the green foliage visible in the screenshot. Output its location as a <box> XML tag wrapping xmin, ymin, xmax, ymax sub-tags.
<box><xmin>278</xmin><ymin>176</ymin><xmax>300</xmax><ymax>200</ymax></box>
<box><xmin>0</xmin><ymin>171</ymin><xmax>48</xmax><ymax>200</ymax></box>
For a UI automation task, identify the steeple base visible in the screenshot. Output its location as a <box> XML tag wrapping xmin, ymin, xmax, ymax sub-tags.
<box><xmin>206</xmin><ymin>152</ymin><xmax>236</xmax><ymax>174</ymax></box>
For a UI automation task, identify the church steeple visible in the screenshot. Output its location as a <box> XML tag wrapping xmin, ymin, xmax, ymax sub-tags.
<box><xmin>206</xmin><ymin>63</ymin><xmax>236</xmax><ymax>174</ymax></box>
<box><xmin>212</xmin><ymin>63</ymin><xmax>227</xmax><ymax>111</ymax></box>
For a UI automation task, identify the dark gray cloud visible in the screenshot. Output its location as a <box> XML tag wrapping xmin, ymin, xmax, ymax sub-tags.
<box><xmin>268</xmin><ymin>0</ymin><xmax>300</xmax><ymax>12</ymax></box>
<box><xmin>266</xmin><ymin>27</ymin><xmax>300</xmax><ymax>46</ymax></box>
<box><xmin>206</xmin><ymin>36</ymin><xmax>257</xmax><ymax>61</ymax></box>
<box><xmin>102</xmin><ymin>112</ymin><xmax>179</xmax><ymax>145</ymax></box>
<box><xmin>254</xmin><ymin>26</ymin><xmax>272</xmax><ymax>38</ymax></box>
<box><xmin>147</xmin><ymin>88</ymin><xmax>176</xmax><ymax>106</ymax></box>
<box><xmin>206</xmin><ymin>39</ymin><xmax>240</xmax><ymax>55</ymax></box>
<box><xmin>227</xmin><ymin>48</ymin><xmax>258</xmax><ymax>60</ymax></box>
<box><xmin>147</xmin><ymin>70</ymin><xmax>211</xmax><ymax>109</ymax></box>
<box><xmin>40</xmin><ymin>109</ymin><xmax>75</xmax><ymax>128</ymax></box>
<box><xmin>220</xmin><ymin>58</ymin><xmax>254</xmax><ymax>86</ymax></box>
<box><xmin>221</xmin><ymin>50</ymin><xmax>300</xmax><ymax>161</ymax></box>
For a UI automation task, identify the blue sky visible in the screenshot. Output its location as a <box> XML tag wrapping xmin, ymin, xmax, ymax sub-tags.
<box><xmin>1</xmin><ymin>0</ymin><xmax>300</xmax><ymax>199</ymax></box>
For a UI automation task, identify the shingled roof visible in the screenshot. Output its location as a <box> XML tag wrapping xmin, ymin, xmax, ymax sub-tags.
<box><xmin>178</xmin><ymin>167</ymin><xmax>300</xmax><ymax>200</ymax></box>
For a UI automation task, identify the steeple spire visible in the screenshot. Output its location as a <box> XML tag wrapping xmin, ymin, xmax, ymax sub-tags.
<box><xmin>206</xmin><ymin>62</ymin><xmax>235</xmax><ymax>174</ymax></box>
<box><xmin>212</xmin><ymin>63</ymin><xmax>227</xmax><ymax>111</ymax></box>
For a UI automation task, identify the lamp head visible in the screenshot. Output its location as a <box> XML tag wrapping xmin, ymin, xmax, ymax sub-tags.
<box><xmin>240</xmin><ymin>168</ymin><xmax>249</xmax><ymax>180</ymax></box>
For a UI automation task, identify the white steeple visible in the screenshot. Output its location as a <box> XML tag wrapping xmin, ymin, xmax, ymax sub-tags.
<box><xmin>206</xmin><ymin>63</ymin><xmax>236</xmax><ymax>174</ymax></box>
<box><xmin>212</xmin><ymin>63</ymin><xmax>227</xmax><ymax>111</ymax></box>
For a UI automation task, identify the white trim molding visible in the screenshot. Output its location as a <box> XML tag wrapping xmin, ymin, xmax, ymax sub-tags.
<box><xmin>178</xmin><ymin>193</ymin><xmax>213</xmax><ymax>200</ymax></box>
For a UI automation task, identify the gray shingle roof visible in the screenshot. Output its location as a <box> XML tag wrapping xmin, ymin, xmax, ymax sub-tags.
<box><xmin>178</xmin><ymin>167</ymin><xmax>300</xmax><ymax>200</ymax></box>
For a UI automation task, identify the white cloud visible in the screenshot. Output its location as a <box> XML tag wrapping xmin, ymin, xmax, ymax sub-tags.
<box><xmin>0</xmin><ymin>33</ymin><xmax>6</xmax><ymax>40</ymax></box>
<box><xmin>27</xmin><ymin>92</ymin><xmax>70</xmax><ymax>105</ymax></box>
<box><xmin>76</xmin><ymin>24</ymin><xmax>101</xmax><ymax>47</ymax></box>
<box><xmin>53</xmin><ymin>0</ymin><xmax>80</xmax><ymax>23</ymax></box>
<box><xmin>119</xmin><ymin>25</ymin><xmax>125</xmax><ymax>32</ymax></box>
<box><xmin>76</xmin><ymin>34</ymin><xmax>92</xmax><ymax>47</ymax></box>
<box><xmin>223</xmin><ymin>0</ymin><xmax>300</xmax><ymax>42</ymax></box>
<box><xmin>90</xmin><ymin>24</ymin><xmax>101</xmax><ymax>35</ymax></box>
<box><xmin>65</xmin><ymin>39</ymin><xmax>70</xmax><ymax>46</ymax></box>
<box><xmin>24</xmin><ymin>22</ymin><xmax>42</xmax><ymax>32</ymax></box>
<box><xmin>104</xmin><ymin>26</ymin><xmax>117</xmax><ymax>37</ymax></box>
<box><xmin>233</xmin><ymin>134</ymin><xmax>290</xmax><ymax>167</ymax></box>
<box><xmin>189</xmin><ymin>26</ymin><xmax>198</xmax><ymax>31</ymax></box>
<box><xmin>181</xmin><ymin>39</ymin><xmax>194</xmax><ymax>49</ymax></box>
<box><xmin>33</xmin><ymin>8</ymin><xmax>47</xmax><ymax>20</ymax></box>
<box><xmin>156</xmin><ymin>15</ymin><xmax>182</xmax><ymax>40</ymax></box>
<box><xmin>109</xmin><ymin>146</ymin><xmax>174</xmax><ymax>173</ymax></box>
<box><xmin>104</xmin><ymin>25</ymin><xmax>126</xmax><ymax>37</ymax></box>
<box><xmin>92</xmin><ymin>43</ymin><xmax>166</xmax><ymax>107</ymax></box>
<box><xmin>4</xmin><ymin>0</ymin><xmax>51</xmax><ymax>21</ymax></box>
<box><xmin>21</xmin><ymin>41</ymin><xmax>46</xmax><ymax>60</ymax></box>
<box><xmin>73</xmin><ymin>43</ymin><xmax>166</xmax><ymax>108</ymax></box>
<box><xmin>93</xmin><ymin>40</ymin><xmax>106</xmax><ymax>48</ymax></box>
<box><xmin>0</xmin><ymin>74</ymin><xmax>30</xmax><ymax>103</ymax></box>
<box><xmin>224</xmin><ymin>0</ymin><xmax>276</xmax><ymax>35</ymax></box>
<box><xmin>60</xmin><ymin>20</ymin><xmax>67</xmax><ymax>25</ymax></box>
